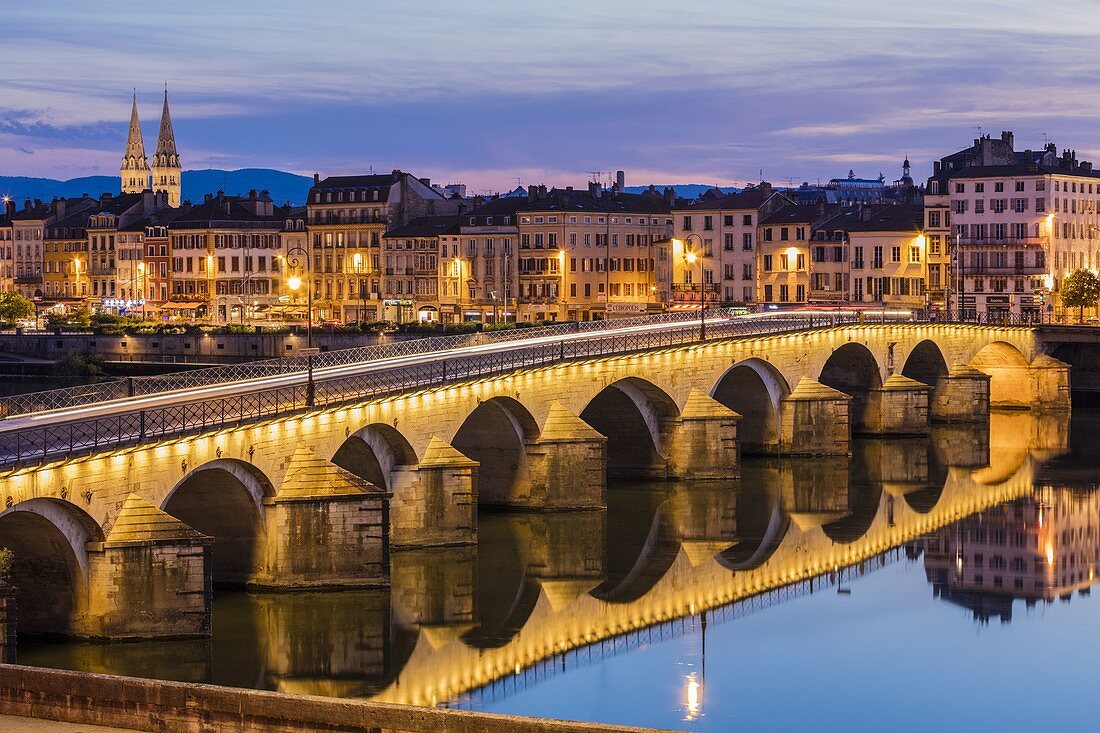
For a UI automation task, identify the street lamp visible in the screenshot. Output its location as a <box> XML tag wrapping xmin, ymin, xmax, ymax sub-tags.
<box><xmin>282</xmin><ymin>245</ymin><xmax>312</xmax><ymax>348</ymax></box>
<box><xmin>136</xmin><ymin>262</ymin><xmax>146</xmax><ymax>320</ymax></box>
<box><xmin>557</xmin><ymin>248</ymin><xmax>567</xmax><ymax>322</ymax></box>
<box><xmin>678</xmin><ymin>234</ymin><xmax>707</xmax><ymax>340</ymax></box>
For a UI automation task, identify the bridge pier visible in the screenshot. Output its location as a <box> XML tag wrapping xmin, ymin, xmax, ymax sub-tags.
<box><xmin>860</xmin><ymin>374</ymin><xmax>930</xmax><ymax>436</ymax></box>
<box><xmin>255</xmin><ymin>447</ymin><xmax>389</xmax><ymax>589</ymax></box>
<box><xmin>83</xmin><ymin>494</ymin><xmax>211</xmax><ymax>640</ymax></box>
<box><xmin>1029</xmin><ymin>354</ymin><xmax>1071</xmax><ymax>411</ymax></box>
<box><xmin>524</xmin><ymin>403</ymin><xmax>607</xmax><ymax>509</ymax></box>
<box><xmin>392</xmin><ymin>437</ymin><xmax>477</xmax><ymax>548</ymax></box>
<box><xmin>930</xmin><ymin>364</ymin><xmax>990</xmax><ymax>422</ymax></box>
<box><xmin>778</xmin><ymin>378</ymin><xmax>851</xmax><ymax>456</ymax></box>
<box><xmin>390</xmin><ymin>545</ymin><xmax>476</xmax><ymax>629</ymax></box>
<box><xmin>665</xmin><ymin>389</ymin><xmax>740</xmax><ymax>480</ymax></box>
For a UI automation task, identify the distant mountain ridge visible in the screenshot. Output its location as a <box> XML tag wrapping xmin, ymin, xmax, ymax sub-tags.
<box><xmin>1</xmin><ymin>172</ymin><xmax>737</xmax><ymax>210</ymax></box>
<box><xmin>0</xmin><ymin>169</ymin><xmax>314</xmax><ymax>207</ymax></box>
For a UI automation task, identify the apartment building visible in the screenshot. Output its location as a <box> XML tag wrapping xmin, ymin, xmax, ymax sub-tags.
<box><xmin>515</xmin><ymin>183</ymin><xmax>673</xmax><ymax>321</ymax></box>
<box><xmin>811</xmin><ymin>204</ymin><xmax>927</xmax><ymax>309</ymax></box>
<box><xmin>1</xmin><ymin>199</ymin><xmax>16</xmax><ymax>293</ymax></box>
<box><xmin>757</xmin><ymin>204</ymin><xmax>834</xmax><ymax>305</ymax></box>
<box><xmin>42</xmin><ymin>210</ymin><xmax>92</xmax><ymax>303</ymax></box>
<box><xmin>672</xmin><ymin>183</ymin><xmax>793</xmax><ymax>308</ymax></box>
<box><xmin>380</xmin><ymin>216</ymin><xmax>459</xmax><ymax>322</ymax></box>
<box><xmin>307</xmin><ymin>171</ymin><xmax>462</xmax><ymax>322</ymax></box>
<box><xmin>169</xmin><ymin>191</ymin><xmax>286</xmax><ymax>322</ymax></box>
<box><xmin>451</xmin><ymin>196</ymin><xmax>526</xmax><ymax>323</ymax></box>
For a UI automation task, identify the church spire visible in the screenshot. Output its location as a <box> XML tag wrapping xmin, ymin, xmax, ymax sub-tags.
<box><xmin>151</xmin><ymin>85</ymin><xmax>182</xmax><ymax>207</ymax></box>
<box><xmin>119</xmin><ymin>91</ymin><xmax>150</xmax><ymax>194</ymax></box>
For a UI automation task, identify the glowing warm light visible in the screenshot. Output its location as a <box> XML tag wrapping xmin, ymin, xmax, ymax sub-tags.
<box><xmin>352</xmin><ymin>252</ymin><xmax>362</xmax><ymax>267</ymax></box>
<box><xmin>287</xmin><ymin>275</ymin><xmax>302</xmax><ymax>291</ymax></box>
<box><xmin>1045</xmin><ymin>542</ymin><xmax>1055</xmax><ymax>567</ymax></box>
<box><xmin>684</xmin><ymin>672</ymin><xmax>702</xmax><ymax>721</ymax></box>
<box><xmin>672</xmin><ymin>238</ymin><xmax>684</xmax><ymax>255</ymax></box>
<box><xmin>915</xmin><ymin>234</ymin><xmax>927</xmax><ymax>248</ymax></box>
<box><xmin>685</xmin><ymin>251</ymin><xmax>697</xmax><ymax>265</ymax></box>
<box><xmin>955</xmin><ymin>553</ymin><xmax>963</xmax><ymax>574</ymax></box>
<box><xmin>1044</xmin><ymin>275</ymin><xmax>1055</xmax><ymax>290</ymax></box>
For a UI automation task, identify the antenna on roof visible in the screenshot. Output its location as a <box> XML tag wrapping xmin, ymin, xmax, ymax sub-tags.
<box><xmin>973</xmin><ymin>125</ymin><xmax>983</xmax><ymax>137</ymax></box>
<box><xmin>514</xmin><ymin>177</ymin><xmax>522</xmax><ymax>189</ymax></box>
<box><xmin>1041</xmin><ymin>132</ymin><xmax>1050</xmax><ymax>146</ymax></box>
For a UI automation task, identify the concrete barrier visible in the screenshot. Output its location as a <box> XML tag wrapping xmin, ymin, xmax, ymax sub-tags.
<box><xmin>0</xmin><ymin>664</ymin><xmax>677</xmax><ymax>733</ymax></box>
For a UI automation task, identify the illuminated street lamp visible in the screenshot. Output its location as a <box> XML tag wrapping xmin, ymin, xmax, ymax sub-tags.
<box><xmin>281</xmin><ymin>246</ymin><xmax>313</xmax><ymax>348</ymax></box>
<box><xmin>678</xmin><ymin>234</ymin><xmax>707</xmax><ymax>340</ymax></box>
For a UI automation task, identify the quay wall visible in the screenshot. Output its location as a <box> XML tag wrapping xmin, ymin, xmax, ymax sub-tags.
<box><xmin>0</xmin><ymin>664</ymin><xmax>672</xmax><ymax>733</ymax></box>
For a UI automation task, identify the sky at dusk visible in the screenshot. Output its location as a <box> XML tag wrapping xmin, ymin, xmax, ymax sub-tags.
<box><xmin>4</xmin><ymin>1</ymin><xmax>1100</xmax><ymax>194</ymax></box>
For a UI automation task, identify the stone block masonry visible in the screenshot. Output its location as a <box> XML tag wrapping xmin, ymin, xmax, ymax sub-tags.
<box><xmin>0</xmin><ymin>664</ymin><xmax>678</xmax><ymax>733</ymax></box>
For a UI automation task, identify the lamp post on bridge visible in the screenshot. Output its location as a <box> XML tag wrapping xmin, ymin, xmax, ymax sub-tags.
<box><xmin>281</xmin><ymin>244</ymin><xmax>315</xmax><ymax>406</ymax></box>
<box><xmin>677</xmin><ymin>234</ymin><xmax>707</xmax><ymax>341</ymax></box>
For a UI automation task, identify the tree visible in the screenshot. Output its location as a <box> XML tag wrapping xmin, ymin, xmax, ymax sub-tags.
<box><xmin>0</xmin><ymin>293</ymin><xmax>34</xmax><ymax>325</ymax></box>
<box><xmin>1060</xmin><ymin>269</ymin><xmax>1100</xmax><ymax>323</ymax></box>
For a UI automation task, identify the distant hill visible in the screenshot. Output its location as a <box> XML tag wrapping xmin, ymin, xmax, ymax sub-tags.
<box><xmin>1</xmin><ymin>174</ymin><xmax>736</xmax><ymax>210</ymax></box>
<box><xmin>0</xmin><ymin>168</ymin><xmax>314</xmax><ymax>207</ymax></box>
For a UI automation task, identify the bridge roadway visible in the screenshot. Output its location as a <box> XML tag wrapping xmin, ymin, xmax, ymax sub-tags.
<box><xmin>0</xmin><ymin>313</ymin><xmax>757</xmax><ymax>431</ymax></box>
<box><xmin>0</xmin><ymin>316</ymin><xmax>1076</xmax><ymax>643</ymax></box>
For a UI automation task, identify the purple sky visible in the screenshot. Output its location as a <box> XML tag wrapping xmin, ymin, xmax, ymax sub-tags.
<box><xmin>4</xmin><ymin>1</ymin><xmax>1100</xmax><ymax>194</ymax></box>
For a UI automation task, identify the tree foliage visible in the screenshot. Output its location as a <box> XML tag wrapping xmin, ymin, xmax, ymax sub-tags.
<box><xmin>0</xmin><ymin>293</ymin><xmax>34</xmax><ymax>324</ymax></box>
<box><xmin>1060</xmin><ymin>269</ymin><xmax>1100</xmax><ymax>321</ymax></box>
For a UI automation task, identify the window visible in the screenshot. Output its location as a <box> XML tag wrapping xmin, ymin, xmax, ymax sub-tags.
<box><xmin>975</xmin><ymin>183</ymin><xmax>985</xmax><ymax>193</ymax></box>
<box><xmin>909</xmin><ymin>245</ymin><xmax>920</xmax><ymax>263</ymax></box>
<box><xmin>955</xmin><ymin>183</ymin><xmax>965</xmax><ymax>193</ymax></box>
<box><xmin>891</xmin><ymin>246</ymin><xmax>901</xmax><ymax>263</ymax></box>
<box><xmin>763</xmin><ymin>255</ymin><xmax>773</xmax><ymax>271</ymax></box>
<box><xmin>1016</xmin><ymin>181</ymin><xmax>1025</xmax><ymax>192</ymax></box>
<box><xmin>743</xmin><ymin>214</ymin><xmax>753</xmax><ymax>226</ymax></box>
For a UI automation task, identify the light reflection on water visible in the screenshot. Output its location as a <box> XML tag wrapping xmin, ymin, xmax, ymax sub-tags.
<box><xmin>21</xmin><ymin>409</ymin><xmax>1100</xmax><ymax>731</ymax></box>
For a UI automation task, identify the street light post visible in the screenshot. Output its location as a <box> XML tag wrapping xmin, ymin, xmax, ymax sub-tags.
<box><xmin>680</xmin><ymin>233</ymin><xmax>706</xmax><ymax>341</ymax></box>
<box><xmin>353</xmin><ymin>252</ymin><xmax>364</xmax><ymax>323</ymax></box>
<box><xmin>283</xmin><ymin>244</ymin><xmax>314</xmax><ymax>406</ymax></box>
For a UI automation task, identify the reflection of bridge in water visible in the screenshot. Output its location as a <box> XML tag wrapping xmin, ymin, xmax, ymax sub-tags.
<box><xmin>28</xmin><ymin>410</ymin><xmax>1067</xmax><ymax>707</ymax></box>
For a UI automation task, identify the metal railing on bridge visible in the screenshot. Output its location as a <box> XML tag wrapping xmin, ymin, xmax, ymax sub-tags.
<box><xmin>0</xmin><ymin>311</ymin><xmax>882</xmax><ymax>470</ymax></box>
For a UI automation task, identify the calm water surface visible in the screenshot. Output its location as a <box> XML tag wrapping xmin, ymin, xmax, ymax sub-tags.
<box><xmin>20</xmin><ymin>409</ymin><xmax>1100</xmax><ymax>732</ymax></box>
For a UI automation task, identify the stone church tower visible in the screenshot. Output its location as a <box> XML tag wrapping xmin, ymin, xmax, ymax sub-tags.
<box><xmin>119</xmin><ymin>93</ymin><xmax>150</xmax><ymax>194</ymax></box>
<box><xmin>151</xmin><ymin>87</ymin><xmax>182</xmax><ymax>207</ymax></box>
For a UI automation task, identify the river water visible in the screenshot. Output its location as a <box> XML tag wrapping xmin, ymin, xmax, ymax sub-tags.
<box><xmin>19</xmin><ymin>409</ymin><xmax>1100</xmax><ymax>732</ymax></box>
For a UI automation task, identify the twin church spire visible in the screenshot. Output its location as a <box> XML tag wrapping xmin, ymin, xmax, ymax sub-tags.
<box><xmin>119</xmin><ymin>86</ymin><xmax>182</xmax><ymax>207</ymax></box>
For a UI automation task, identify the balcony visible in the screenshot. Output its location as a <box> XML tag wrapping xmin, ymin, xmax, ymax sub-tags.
<box><xmin>962</xmin><ymin>264</ymin><xmax>1046</xmax><ymax>276</ymax></box>
<box><xmin>955</xmin><ymin>237</ymin><xmax>1047</xmax><ymax>247</ymax></box>
<box><xmin>13</xmin><ymin>275</ymin><xmax>42</xmax><ymax>285</ymax></box>
<box><xmin>671</xmin><ymin>283</ymin><xmax>720</xmax><ymax>294</ymax></box>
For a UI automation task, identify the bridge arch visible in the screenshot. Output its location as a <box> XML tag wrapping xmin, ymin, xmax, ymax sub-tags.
<box><xmin>711</xmin><ymin>358</ymin><xmax>790</xmax><ymax>454</ymax></box>
<box><xmin>969</xmin><ymin>341</ymin><xmax>1030</xmax><ymax>408</ymax></box>
<box><xmin>452</xmin><ymin>396</ymin><xmax>540</xmax><ymax>506</ymax></box>
<box><xmin>717</xmin><ymin>480</ymin><xmax>790</xmax><ymax>571</ymax></box>
<box><xmin>162</xmin><ymin>459</ymin><xmax>274</xmax><ymax>585</ymax></box>
<box><xmin>0</xmin><ymin>498</ymin><xmax>104</xmax><ymax>635</ymax></box>
<box><xmin>333</xmin><ymin>423</ymin><xmax>419</xmax><ymax>491</ymax></box>
<box><xmin>902</xmin><ymin>340</ymin><xmax>949</xmax><ymax>388</ymax></box>
<box><xmin>819</xmin><ymin>342</ymin><xmax>883</xmax><ymax>431</ymax></box>
<box><xmin>591</xmin><ymin>502</ymin><xmax>680</xmax><ymax>604</ymax></box>
<box><xmin>580</xmin><ymin>377</ymin><xmax>679</xmax><ymax>479</ymax></box>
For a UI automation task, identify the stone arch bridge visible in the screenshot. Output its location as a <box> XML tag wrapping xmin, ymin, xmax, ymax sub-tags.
<box><xmin>0</xmin><ymin>323</ymin><xmax>1071</xmax><ymax>639</ymax></box>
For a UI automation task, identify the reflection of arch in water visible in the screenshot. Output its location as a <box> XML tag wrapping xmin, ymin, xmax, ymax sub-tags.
<box><xmin>717</xmin><ymin>475</ymin><xmax>790</xmax><ymax>571</ymax></box>
<box><xmin>711</xmin><ymin>359</ymin><xmax>790</xmax><ymax>454</ymax></box>
<box><xmin>580</xmin><ymin>378</ymin><xmax>679</xmax><ymax>479</ymax></box>
<box><xmin>163</xmin><ymin>459</ymin><xmax>274</xmax><ymax>585</ymax></box>
<box><xmin>822</xmin><ymin>445</ymin><xmax>884</xmax><ymax>544</ymax></box>
<box><xmin>902</xmin><ymin>340</ymin><xmax>949</xmax><ymax>388</ymax></box>
<box><xmin>903</xmin><ymin>440</ymin><xmax>950</xmax><ymax>514</ymax></box>
<box><xmin>590</xmin><ymin>502</ymin><xmax>679</xmax><ymax>604</ymax></box>
<box><xmin>819</xmin><ymin>343</ymin><xmax>884</xmax><ymax>431</ymax></box>
<box><xmin>452</xmin><ymin>396</ymin><xmax>540</xmax><ymax>505</ymax></box>
<box><xmin>969</xmin><ymin>341</ymin><xmax>1030</xmax><ymax>408</ymax></box>
<box><xmin>461</xmin><ymin>514</ymin><xmax>541</xmax><ymax>649</ymax></box>
<box><xmin>0</xmin><ymin>498</ymin><xmax>104</xmax><ymax>636</ymax></box>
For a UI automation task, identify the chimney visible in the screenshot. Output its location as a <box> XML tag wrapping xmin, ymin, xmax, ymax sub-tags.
<box><xmin>419</xmin><ymin>177</ymin><xmax>430</xmax><ymax>187</ymax></box>
<box><xmin>933</xmin><ymin>161</ymin><xmax>941</xmax><ymax>175</ymax></box>
<box><xmin>588</xmin><ymin>180</ymin><xmax>600</xmax><ymax>198</ymax></box>
<box><xmin>204</xmin><ymin>193</ymin><xmax>213</xmax><ymax>203</ymax></box>
<box><xmin>615</xmin><ymin>170</ymin><xmax>625</xmax><ymax>192</ymax></box>
<box><xmin>760</xmin><ymin>181</ymin><xmax>772</xmax><ymax>194</ymax></box>
<box><xmin>142</xmin><ymin>190</ymin><xmax>154</xmax><ymax>211</ymax></box>
<box><xmin>54</xmin><ymin>198</ymin><xmax>66</xmax><ymax>220</ymax></box>
<box><xmin>538</xmin><ymin>184</ymin><xmax>547</xmax><ymax>198</ymax></box>
<box><xmin>663</xmin><ymin>187</ymin><xmax>675</xmax><ymax>207</ymax></box>
<box><xmin>99</xmin><ymin>193</ymin><xmax>112</xmax><ymax>206</ymax></box>
<box><xmin>3</xmin><ymin>198</ymin><xmax>14</xmax><ymax>218</ymax></box>
<box><xmin>528</xmin><ymin>186</ymin><xmax>539</xmax><ymax>202</ymax></box>
<box><xmin>981</xmin><ymin>137</ymin><xmax>993</xmax><ymax>166</ymax></box>
<box><xmin>22</xmin><ymin>199</ymin><xmax>31</xmax><ymax>212</ymax></box>
<box><xmin>313</xmin><ymin>173</ymin><xmax>320</xmax><ymax>186</ymax></box>
<box><xmin>1001</xmin><ymin>130</ymin><xmax>1014</xmax><ymax>150</ymax></box>
<box><xmin>248</xmin><ymin>189</ymin><xmax>257</xmax><ymax>200</ymax></box>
